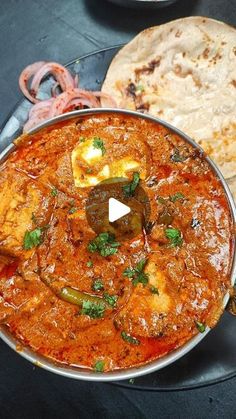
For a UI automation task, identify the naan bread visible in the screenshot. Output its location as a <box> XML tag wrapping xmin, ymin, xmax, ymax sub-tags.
<box><xmin>102</xmin><ymin>17</ymin><xmax>236</xmax><ymax>196</ymax></box>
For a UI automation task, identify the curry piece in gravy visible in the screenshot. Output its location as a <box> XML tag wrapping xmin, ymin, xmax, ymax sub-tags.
<box><xmin>0</xmin><ymin>114</ymin><xmax>233</xmax><ymax>372</ymax></box>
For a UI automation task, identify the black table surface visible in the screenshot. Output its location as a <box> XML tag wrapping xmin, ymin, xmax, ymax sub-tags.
<box><xmin>0</xmin><ymin>0</ymin><xmax>235</xmax><ymax>418</ymax></box>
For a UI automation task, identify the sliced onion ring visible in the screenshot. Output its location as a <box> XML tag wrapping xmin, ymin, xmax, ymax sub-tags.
<box><xmin>49</xmin><ymin>88</ymin><xmax>100</xmax><ymax>118</ymax></box>
<box><xmin>19</xmin><ymin>61</ymin><xmax>46</xmax><ymax>103</ymax></box>
<box><xmin>28</xmin><ymin>98</ymin><xmax>55</xmax><ymax>119</ymax></box>
<box><xmin>31</xmin><ymin>62</ymin><xmax>75</xmax><ymax>97</ymax></box>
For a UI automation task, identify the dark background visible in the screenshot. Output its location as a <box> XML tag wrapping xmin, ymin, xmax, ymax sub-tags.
<box><xmin>0</xmin><ymin>0</ymin><xmax>235</xmax><ymax>418</ymax></box>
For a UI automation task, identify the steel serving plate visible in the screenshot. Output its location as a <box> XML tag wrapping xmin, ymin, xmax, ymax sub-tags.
<box><xmin>0</xmin><ymin>108</ymin><xmax>235</xmax><ymax>382</ymax></box>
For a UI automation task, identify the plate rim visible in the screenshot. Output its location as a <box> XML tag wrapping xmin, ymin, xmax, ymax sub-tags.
<box><xmin>112</xmin><ymin>368</ymin><xmax>236</xmax><ymax>392</ymax></box>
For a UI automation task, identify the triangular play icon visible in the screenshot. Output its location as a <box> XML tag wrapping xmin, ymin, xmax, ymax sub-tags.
<box><xmin>108</xmin><ymin>197</ymin><xmax>131</xmax><ymax>223</ymax></box>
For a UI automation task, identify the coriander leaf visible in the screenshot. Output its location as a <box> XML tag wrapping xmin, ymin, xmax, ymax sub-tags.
<box><xmin>93</xmin><ymin>137</ymin><xmax>106</xmax><ymax>156</ymax></box>
<box><xmin>121</xmin><ymin>331</ymin><xmax>140</xmax><ymax>345</ymax></box>
<box><xmin>88</xmin><ymin>232</ymin><xmax>120</xmax><ymax>257</ymax></box>
<box><xmin>169</xmin><ymin>192</ymin><xmax>185</xmax><ymax>202</ymax></box>
<box><xmin>132</xmin><ymin>271</ymin><xmax>149</xmax><ymax>286</ymax></box>
<box><xmin>171</xmin><ymin>149</ymin><xmax>187</xmax><ymax>163</ymax></box>
<box><xmin>51</xmin><ymin>187</ymin><xmax>58</xmax><ymax>197</ymax></box>
<box><xmin>165</xmin><ymin>228</ymin><xmax>183</xmax><ymax>247</ymax></box>
<box><xmin>195</xmin><ymin>321</ymin><xmax>206</xmax><ymax>333</ymax></box>
<box><xmin>92</xmin><ymin>279</ymin><xmax>104</xmax><ymax>292</ymax></box>
<box><xmin>88</xmin><ymin>242</ymin><xmax>97</xmax><ymax>253</ymax></box>
<box><xmin>86</xmin><ymin>168</ymin><xmax>93</xmax><ymax>174</ymax></box>
<box><xmin>123</xmin><ymin>258</ymin><xmax>149</xmax><ymax>286</ymax></box>
<box><xmin>136</xmin><ymin>258</ymin><xmax>147</xmax><ymax>273</ymax></box>
<box><xmin>79</xmin><ymin>136</ymin><xmax>85</xmax><ymax>142</ymax></box>
<box><xmin>100</xmin><ymin>246</ymin><xmax>118</xmax><ymax>257</ymax></box>
<box><xmin>93</xmin><ymin>360</ymin><xmax>105</xmax><ymax>373</ymax></box>
<box><xmin>81</xmin><ymin>300</ymin><xmax>105</xmax><ymax>319</ymax></box>
<box><xmin>157</xmin><ymin>196</ymin><xmax>167</xmax><ymax>204</ymax></box>
<box><xmin>23</xmin><ymin>228</ymin><xmax>43</xmax><ymax>250</ymax></box>
<box><xmin>123</xmin><ymin>267</ymin><xmax>134</xmax><ymax>278</ymax></box>
<box><xmin>123</xmin><ymin>172</ymin><xmax>140</xmax><ymax>197</ymax></box>
<box><xmin>150</xmin><ymin>286</ymin><xmax>159</xmax><ymax>295</ymax></box>
<box><xmin>103</xmin><ymin>292</ymin><xmax>118</xmax><ymax>307</ymax></box>
<box><xmin>69</xmin><ymin>207</ymin><xmax>77</xmax><ymax>214</ymax></box>
<box><xmin>87</xmin><ymin>260</ymin><xmax>93</xmax><ymax>268</ymax></box>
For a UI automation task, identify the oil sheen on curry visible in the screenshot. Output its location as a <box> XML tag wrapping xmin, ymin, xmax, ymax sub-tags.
<box><xmin>0</xmin><ymin>113</ymin><xmax>233</xmax><ymax>372</ymax></box>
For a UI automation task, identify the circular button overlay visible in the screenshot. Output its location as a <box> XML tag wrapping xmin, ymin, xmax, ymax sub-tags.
<box><xmin>86</xmin><ymin>178</ymin><xmax>151</xmax><ymax>241</ymax></box>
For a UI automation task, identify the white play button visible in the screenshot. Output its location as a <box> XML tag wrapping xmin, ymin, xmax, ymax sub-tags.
<box><xmin>108</xmin><ymin>198</ymin><xmax>131</xmax><ymax>223</ymax></box>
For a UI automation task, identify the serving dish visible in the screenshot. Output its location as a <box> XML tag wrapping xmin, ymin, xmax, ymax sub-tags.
<box><xmin>0</xmin><ymin>107</ymin><xmax>235</xmax><ymax>383</ymax></box>
<box><xmin>0</xmin><ymin>47</ymin><xmax>236</xmax><ymax>389</ymax></box>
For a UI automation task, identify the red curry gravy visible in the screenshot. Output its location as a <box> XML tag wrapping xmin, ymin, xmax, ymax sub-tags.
<box><xmin>0</xmin><ymin>113</ymin><xmax>233</xmax><ymax>372</ymax></box>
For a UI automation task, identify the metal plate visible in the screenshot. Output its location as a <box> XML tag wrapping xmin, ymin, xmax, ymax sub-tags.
<box><xmin>0</xmin><ymin>46</ymin><xmax>235</xmax><ymax>391</ymax></box>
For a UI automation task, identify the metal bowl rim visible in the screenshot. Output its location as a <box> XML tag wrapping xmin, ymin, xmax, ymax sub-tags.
<box><xmin>0</xmin><ymin>108</ymin><xmax>235</xmax><ymax>382</ymax></box>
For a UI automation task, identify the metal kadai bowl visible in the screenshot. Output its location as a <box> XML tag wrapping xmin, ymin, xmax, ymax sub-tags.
<box><xmin>0</xmin><ymin>109</ymin><xmax>235</xmax><ymax>382</ymax></box>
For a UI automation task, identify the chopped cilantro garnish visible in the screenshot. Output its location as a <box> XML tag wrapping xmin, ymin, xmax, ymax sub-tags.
<box><xmin>86</xmin><ymin>168</ymin><xmax>93</xmax><ymax>174</ymax></box>
<box><xmin>93</xmin><ymin>137</ymin><xmax>106</xmax><ymax>156</ymax></box>
<box><xmin>121</xmin><ymin>331</ymin><xmax>140</xmax><ymax>345</ymax></box>
<box><xmin>150</xmin><ymin>286</ymin><xmax>159</xmax><ymax>295</ymax></box>
<box><xmin>195</xmin><ymin>321</ymin><xmax>206</xmax><ymax>333</ymax></box>
<box><xmin>157</xmin><ymin>196</ymin><xmax>167</xmax><ymax>204</ymax></box>
<box><xmin>103</xmin><ymin>293</ymin><xmax>118</xmax><ymax>307</ymax></box>
<box><xmin>81</xmin><ymin>300</ymin><xmax>105</xmax><ymax>319</ymax></box>
<box><xmin>51</xmin><ymin>187</ymin><xmax>58</xmax><ymax>197</ymax></box>
<box><xmin>23</xmin><ymin>228</ymin><xmax>43</xmax><ymax>250</ymax></box>
<box><xmin>169</xmin><ymin>192</ymin><xmax>185</xmax><ymax>202</ymax></box>
<box><xmin>165</xmin><ymin>228</ymin><xmax>183</xmax><ymax>247</ymax></box>
<box><xmin>123</xmin><ymin>258</ymin><xmax>149</xmax><ymax>286</ymax></box>
<box><xmin>93</xmin><ymin>360</ymin><xmax>105</xmax><ymax>373</ymax></box>
<box><xmin>87</xmin><ymin>260</ymin><xmax>93</xmax><ymax>268</ymax></box>
<box><xmin>92</xmin><ymin>279</ymin><xmax>104</xmax><ymax>292</ymax></box>
<box><xmin>79</xmin><ymin>136</ymin><xmax>85</xmax><ymax>142</ymax></box>
<box><xmin>123</xmin><ymin>268</ymin><xmax>134</xmax><ymax>278</ymax></box>
<box><xmin>171</xmin><ymin>149</ymin><xmax>187</xmax><ymax>162</ymax></box>
<box><xmin>123</xmin><ymin>172</ymin><xmax>140</xmax><ymax>197</ymax></box>
<box><xmin>68</xmin><ymin>207</ymin><xmax>77</xmax><ymax>214</ymax></box>
<box><xmin>88</xmin><ymin>232</ymin><xmax>120</xmax><ymax>257</ymax></box>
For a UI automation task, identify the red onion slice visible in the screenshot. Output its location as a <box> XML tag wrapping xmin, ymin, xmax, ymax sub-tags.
<box><xmin>49</xmin><ymin>88</ymin><xmax>100</xmax><ymax>118</ymax></box>
<box><xmin>19</xmin><ymin>61</ymin><xmax>46</xmax><ymax>103</ymax></box>
<box><xmin>31</xmin><ymin>62</ymin><xmax>75</xmax><ymax>97</ymax></box>
<box><xmin>28</xmin><ymin>98</ymin><xmax>55</xmax><ymax>118</ymax></box>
